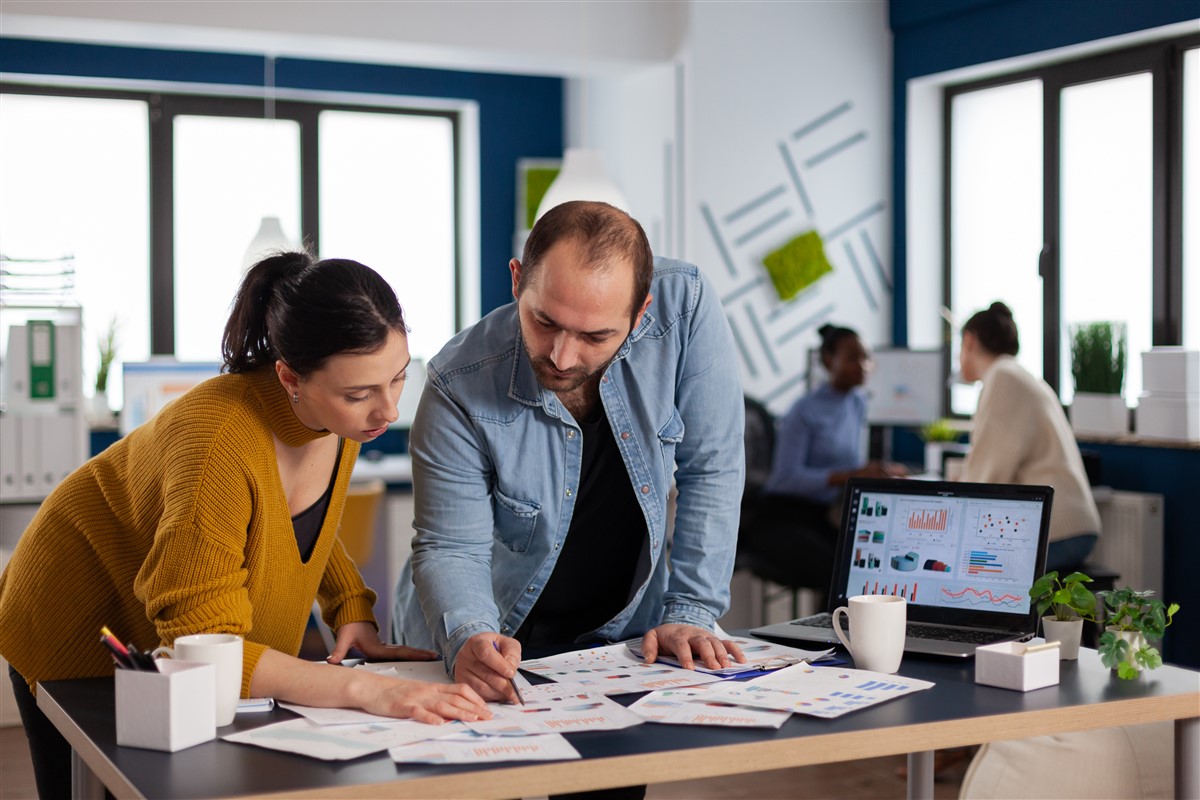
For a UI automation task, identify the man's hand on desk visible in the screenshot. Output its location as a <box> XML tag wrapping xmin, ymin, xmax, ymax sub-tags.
<box><xmin>327</xmin><ymin>620</ymin><xmax>438</xmax><ymax>664</ymax></box>
<box><xmin>639</xmin><ymin>624</ymin><xmax>747</xmax><ymax>671</ymax></box>
<box><xmin>454</xmin><ymin>632</ymin><xmax>524</xmax><ymax>704</ymax></box>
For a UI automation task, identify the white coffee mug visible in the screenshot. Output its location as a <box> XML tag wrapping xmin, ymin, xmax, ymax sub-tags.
<box><xmin>153</xmin><ymin>634</ymin><xmax>242</xmax><ymax>726</ymax></box>
<box><xmin>832</xmin><ymin>595</ymin><xmax>906</xmax><ymax>674</ymax></box>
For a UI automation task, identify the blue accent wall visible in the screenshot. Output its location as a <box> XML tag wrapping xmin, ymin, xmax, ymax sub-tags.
<box><xmin>0</xmin><ymin>37</ymin><xmax>563</xmax><ymax>316</ymax></box>
<box><xmin>888</xmin><ymin>0</ymin><xmax>1200</xmax><ymax>667</ymax></box>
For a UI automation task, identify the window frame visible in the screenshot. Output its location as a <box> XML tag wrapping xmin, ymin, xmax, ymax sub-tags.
<box><xmin>941</xmin><ymin>33</ymin><xmax>1199</xmax><ymax>410</ymax></box>
<box><xmin>0</xmin><ymin>81</ymin><xmax>463</xmax><ymax>356</ymax></box>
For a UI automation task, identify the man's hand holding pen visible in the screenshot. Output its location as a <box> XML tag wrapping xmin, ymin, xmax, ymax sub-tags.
<box><xmin>455</xmin><ymin>632</ymin><xmax>524</xmax><ymax>704</ymax></box>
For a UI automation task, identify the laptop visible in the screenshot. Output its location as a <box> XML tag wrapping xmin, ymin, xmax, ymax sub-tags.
<box><xmin>751</xmin><ymin>478</ymin><xmax>1053</xmax><ymax>658</ymax></box>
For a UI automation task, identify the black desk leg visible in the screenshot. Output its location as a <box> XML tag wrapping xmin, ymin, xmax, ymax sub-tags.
<box><xmin>1178</xmin><ymin>718</ymin><xmax>1199</xmax><ymax>800</ymax></box>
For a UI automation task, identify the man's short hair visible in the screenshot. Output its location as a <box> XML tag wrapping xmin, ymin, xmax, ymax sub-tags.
<box><xmin>519</xmin><ymin>201</ymin><xmax>654</xmax><ymax>320</ymax></box>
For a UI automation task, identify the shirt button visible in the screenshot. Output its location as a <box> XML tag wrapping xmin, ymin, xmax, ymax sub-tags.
<box><xmin>567</xmin><ymin>430</ymin><xmax>576</xmax><ymax>439</ymax></box>
<box><xmin>554</xmin><ymin>542</ymin><xmax>560</xmax><ymax>550</ymax></box>
<box><xmin>602</xmin><ymin>376</ymin><xmax>609</xmax><ymax>383</ymax></box>
<box><xmin>641</xmin><ymin>485</ymin><xmax>650</xmax><ymax>494</ymax></box>
<box><xmin>527</xmin><ymin>586</ymin><xmax>535</xmax><ymax>593</ymax></box>
<box><xmin>501</xmin><ymin>626</ymin><xmax>510</xmax><ymax>634</ymax></box>
<box><xmin>566</xmin><ymin>488</ymin><xmax>573</xmax><ymax>497</ymax></box>
<box><xmin>620</xmin><ymin>431</ymin><xmax>630</xmax><ymax>440</ymax></box>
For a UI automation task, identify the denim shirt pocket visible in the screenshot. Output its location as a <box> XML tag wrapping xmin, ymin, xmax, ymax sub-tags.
<box><xmin>657</xmin><ymin>409</ymin><xmax>685</xmax><ymax>467</ymax></box>
<box><xmin>492</xmin><ymin>488</ymin><xmax>540</xmax><ymax>553</ymax></box>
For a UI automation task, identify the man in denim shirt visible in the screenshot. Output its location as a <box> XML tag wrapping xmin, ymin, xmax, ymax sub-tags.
<box><xmin>392</xmin><ymin>201</ymin><xmax>746</xmax><ymax>702</ymax></box>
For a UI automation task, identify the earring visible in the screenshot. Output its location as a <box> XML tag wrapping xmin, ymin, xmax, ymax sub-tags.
<box><xmin>292</xmin><ymin>392</ymin><xmax>299</xmax><ymax>403</ymax></box>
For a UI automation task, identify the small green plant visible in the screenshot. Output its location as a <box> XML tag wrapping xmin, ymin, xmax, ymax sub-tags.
<box><xmin>1096</xmin><ymin>587</ymin><xmax>1179</xmax><ymax>679</ymax></box>
<box><xmin>1029</xmin><ymin>571</ymin><xmax>1097</xmax><ymax>622</ymax></box>
<box><xmin>95</xmin><ymin>317</ymin><xmax>120</xmax><ymax>394</ymax></box>
<box><xmin>919</xmin><ymin>418</ymin><xmax>960</xmax><ymax>443</ymax></box>
<box><xmin>1070</xmin><ymin>321</ymin><xmax>1126</xmax><ymax>395</ymax></box>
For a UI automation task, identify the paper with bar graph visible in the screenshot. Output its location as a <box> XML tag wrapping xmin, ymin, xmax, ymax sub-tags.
<box><xmin>701</xmin><ymin>664</ymin><xmax>934</xmax><ymax>719</ymax></box>
<box><xmin>389</xmin><ymin>731</ymin><xmax>580</xmax><ymax>764</ymax></box>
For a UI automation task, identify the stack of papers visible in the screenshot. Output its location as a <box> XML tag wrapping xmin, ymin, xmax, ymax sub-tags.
<box><xmin>222</xmin><ymin>645</ymin><xmax>934</xmax><ymax>763</ymax></box>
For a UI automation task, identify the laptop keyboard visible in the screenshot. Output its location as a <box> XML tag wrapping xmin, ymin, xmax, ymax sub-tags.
<box><xmin>790</xmin><ymin>613</ymin><xmax>1009</xmax><ymax>644</ymax></box>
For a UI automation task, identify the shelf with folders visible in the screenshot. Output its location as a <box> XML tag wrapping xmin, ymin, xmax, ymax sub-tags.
<box><xmin>1</xmin><ymin>255</ymin><xmax>88</xmax><ymax>503</ymax></box>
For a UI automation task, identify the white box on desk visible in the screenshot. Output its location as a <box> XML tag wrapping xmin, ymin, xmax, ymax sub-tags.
<box><xmin>975</xmin><ymin>640</ymin><xmax>1059</xmax><ymax>692</ymax></box>
<box><xmin>1136</xmin><ymin>393</ymin><xmax>1200</xmax><ymax>441</ymax></box>
<box><xmin>115</xmin><ymin>660</ymin><xmax>216</xmax><ymax>752</ymax></box>
<box><xmin>1141</xmin><ymin>347</ymin><xmax>1199</xmax><ymax>395</ymax></box>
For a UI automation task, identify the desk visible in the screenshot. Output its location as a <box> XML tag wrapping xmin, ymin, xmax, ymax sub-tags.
<box><xmin>39</xmin><ymin>650</ymin><xmax>1199</xmax><ymax>800</ymax></box>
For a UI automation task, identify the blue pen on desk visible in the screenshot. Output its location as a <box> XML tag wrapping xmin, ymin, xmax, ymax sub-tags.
<box><xmin>494</xmin><ymin>640</ymin><xmax>524</xmax><ymax>705</ymax></box>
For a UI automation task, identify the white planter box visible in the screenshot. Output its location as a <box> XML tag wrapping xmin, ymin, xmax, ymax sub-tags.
<box><xmin>1070</xmin><ymin>393</ymin><xmax>1128</xmax><ymax>436</ymax></box>
<box><xmin>1136</xmin><ymin>393</ymin><xmax>1200</xmax><ymax>441</ymax></box>
<box><xmin>1141</xmin><ymin>348</ymin><xmax>1199</xmax><ymax>395</ymax></box>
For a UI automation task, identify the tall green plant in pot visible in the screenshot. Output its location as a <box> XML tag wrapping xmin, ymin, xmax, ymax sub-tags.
<box><xmin>1069</xmin><ymin>321</ymin><xmax>1127</xmax><ymax>435</ymax></box>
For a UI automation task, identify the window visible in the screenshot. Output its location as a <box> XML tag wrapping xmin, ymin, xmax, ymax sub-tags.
<box><xmin>0</xmin><ymin>92</ymin><xmax>150</xmax><ymax>409</ymax></box>
<box><xmin>1</xmin><ymin>83</ymin><xmax>461</xmax><ymax>389</ymax></box>
<box><xmin>1185</xmin><ymin>47</ymin><xmax>1200</xmax><ymax>350</ymax></box>
<box><xmin>944</xmin><ymin>34</ymin><xmax>1197</xmax><ymax>414</ymax></box>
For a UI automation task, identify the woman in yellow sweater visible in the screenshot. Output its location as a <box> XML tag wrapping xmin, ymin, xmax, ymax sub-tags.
<box><xmin>0</xmin><ymin>252</ymin><xmax>487</xmax><ymax>798</ymax></box>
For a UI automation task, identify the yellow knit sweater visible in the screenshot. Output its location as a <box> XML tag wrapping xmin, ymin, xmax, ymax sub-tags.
<box><xmin>0</xmin><ymin>367</ymin><xmax>376</xmax><ymax>696</ymax></box>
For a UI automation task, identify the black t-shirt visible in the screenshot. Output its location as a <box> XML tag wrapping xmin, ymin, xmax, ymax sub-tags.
<box><xmin>291</xmin><ymin>439</ymin><xmax>343</xmax><ymax>563</ymax></box>
<box><xmin>516</xmin><ymin>410</ymin><xmax>647</xmax><ymax>652</ymax></box>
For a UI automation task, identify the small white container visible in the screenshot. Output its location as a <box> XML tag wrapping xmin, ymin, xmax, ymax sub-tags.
<box><xmin>975</xmin><ymin>639</ymin><xmax>1060</xmax><ymax>692</ymax></box>
<box><xmin>115</xmin><ymin>660</ymin><xmax>216</xmax><ymax>752</ymax></box>
<box><xmin>1141</xmin><ymin>348</ymin><xmax>1199</xmax><ymax>395</ymax></box>
<box><xmin>1136</xmin><ymin>393</ymin><xmax>1200</xmax><ymax>441</ymax></box>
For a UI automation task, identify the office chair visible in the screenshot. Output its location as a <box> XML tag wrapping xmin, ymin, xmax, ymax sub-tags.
<box><xmin>735</xmin><ymin>396</ymin><xmax>827</xmax><ymax>622</ymax></box>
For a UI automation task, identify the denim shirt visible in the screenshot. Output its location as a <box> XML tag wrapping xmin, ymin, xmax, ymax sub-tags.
<box><xmin>391</xmin><ymin>258</ymin><xmax>745</xmax><ymax>670</ymax></box>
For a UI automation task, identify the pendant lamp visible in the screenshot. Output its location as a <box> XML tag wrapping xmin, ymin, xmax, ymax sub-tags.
<box><xmin>242</xmin><ymin>215</ymin><xmax>295</xmax><ymax>270</ymax></box>
<box><xmin>533</xmin><ymin>147</ymin><xmax>630</xmax><ymax>223</ymax></box>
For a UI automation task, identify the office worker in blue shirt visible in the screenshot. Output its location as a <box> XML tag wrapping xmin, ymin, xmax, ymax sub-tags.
<box><xmin>744</xmin><ymin>325</ymin><xmax>905</xmax><ymax>594</ymax></box>
<box><xmin>392</xmin><ymin>200</ymin><xmax>747</xmax><ymax>704</ymax></box>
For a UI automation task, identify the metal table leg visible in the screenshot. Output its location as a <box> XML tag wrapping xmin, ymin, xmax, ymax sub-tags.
<box><xmin>71</xmin><ymin>748</ymin><xmax>104</xmax><ymax>800</ymax></box>
<box><xmin>1177</xmin><ymin>717</ymin><xmax>1199</xmax><ymax>800</ymax></box>
<box><xmin>907</xmin><ymin>751</ymin><xmax>934</xmax><ymax>800</ymax></box>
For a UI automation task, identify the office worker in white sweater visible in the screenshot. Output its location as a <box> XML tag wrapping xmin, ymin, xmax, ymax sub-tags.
<box><xmin>958</xmin><ymin>302</ymin><xmax>1102</xmax><ymax>573</ymax></box>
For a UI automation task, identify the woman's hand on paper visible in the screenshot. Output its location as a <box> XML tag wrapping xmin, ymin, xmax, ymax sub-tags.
<box><xmin>327</xmin><ymin>621</ymin><xmax>438</xmax><ymax>664</ymax></box>
<box><xmin>454</xmin><ymin>632</ymin><xmax>523</xmax><ymax>703</ymax></box>
<box><xmin>639</xmin><ymin>624</ymin><xmax>747</xmax><ymax>671</ymax></box>
<box><xmin>354</xmin><ymin>671</ymin><xmax>491</xmax><ymax>725</ymax></box>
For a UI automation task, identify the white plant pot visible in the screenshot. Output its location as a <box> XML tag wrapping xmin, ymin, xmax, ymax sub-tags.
<box><xmin>1071</xmin><ymin>392</ymin><xmax>1128</xmax><ymax>436</ymax></box>
<box><xmin>924</xmin><ymin>442</ymin><xmax>971</xmax><ymax>476</ymax></box>
<box><xmin>1106</xmin><ymin>627</ymin><xmax>1147</xmax><ymax>674</ymax></box>
<box><xmin>1041</xmin><ymin>617</ymin><xmax>1084</xmax><ymax>660</ymax></box>
<box><xmin>89</xmin><ymin>391</ymin><xmax>113</xmax><ymax>426</ymax></box>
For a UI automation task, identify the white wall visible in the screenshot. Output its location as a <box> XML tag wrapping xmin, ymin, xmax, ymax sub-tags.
<box><xmin>681</xmin><ymin>1</ymin><xmax>892</xmax><ymax>412</ymax></box>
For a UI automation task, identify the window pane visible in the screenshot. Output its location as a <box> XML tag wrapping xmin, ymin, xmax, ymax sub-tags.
<box><xmin>1060</xmin><ymin>72</ymin><xmax>1152</xmax><ymax>405</ymax></box>
<box><xmin>318</xmin><ymin>110</ymin><xmax>455</xmax><ymax>364</ymax></box>
<box><xmin>949</xmin><ymin>80</ymin><xmax>1044</xmax><ymax>414</ymax></box>
<box><xmin>0</xmin><ymin>94</ymin><xmax>150</xmax><ymax>410</ymax></box>
<box><xmin>174</xmin><ymin>116</ymin><xmax>301</xmax><ymax>361</ymax></box>
<box><xmin>1185</xmin><ymin>48</ymin><xmax>1199</xmax><ymax>350</ymax></box>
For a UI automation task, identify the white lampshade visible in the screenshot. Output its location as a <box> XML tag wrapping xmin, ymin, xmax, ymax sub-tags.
<box><xmin>242</xmin><ymin>216</ymin><xmax>295</xmax><ymax>271</ymax></box>
<box><xmin>533</xmin><ymin>148</ymin><xmax>629</xmax><ymax>223</ymax></box>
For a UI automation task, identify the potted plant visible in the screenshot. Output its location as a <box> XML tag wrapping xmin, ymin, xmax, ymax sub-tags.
<box><xmin>1028</xmin><ymin>571</ymin><xmax>1097</xmax><ymax>660</ymax></box>
<box><xmin>918</xmin><ymin>418</ymin><xmax>968</xmax><ymax>475</ymax></box>
<box><xmin>1069</xmin><ymin>321</ymin><xmax>1128</xmax><ymax>436</ymax></box>
<box><xmin>91</xmin><ymin>317</ymin><xmax>119</xmax><ymax>426</ymax></box>
<box><xmin>1096</xmin><ymin>587</ymin><xmax>1179</xmax><ymax>679</ymax></box>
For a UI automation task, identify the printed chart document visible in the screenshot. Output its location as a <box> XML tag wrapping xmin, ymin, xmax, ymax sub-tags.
<box><xmin>351</xmin><ymin>660</ymin><xmax>454</xmax><ymax>684</ymax></box>
<box><xmin>624</xmin><ymin>636</ymin><xmax>836</xmax><ymax>676</ymax></box>
<box><xmin>629</xmin><ymin>687</ymin><xmax>791</xmax><ymax>728</ymax></box>
<box><xmin>521</xmin><ymin>644</ymin><xmax>723</xmax><ymax>694</ymax></box>
<box><xmin>466</xmin><ymin>690</ymin><xmax>643</xmax><ymax>736</ymax></box>
<box><xmin>222</xmin><ymin>717</ymin><xmax>451</xmax><ymax>760</ymax></box>
<box><xmin>702</xmin><ymin>664</ymin><xmax>935</xmax><ymax>719</ymax></box>
<box><xmin>390</xmin><ymin>732</ymin><xmax>580</xmax><ymax>764</ymax></box>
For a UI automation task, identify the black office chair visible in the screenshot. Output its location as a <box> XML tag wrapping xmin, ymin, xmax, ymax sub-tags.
<box><xmin>735</xmin><ymin>396</ymin><xmax>828</xmax><ymax>621</ymax></box>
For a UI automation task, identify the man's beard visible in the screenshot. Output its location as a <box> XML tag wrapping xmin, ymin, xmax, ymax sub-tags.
<box><xmin>528</xmin><ymin>355</ymin><xmax>595</xmax><ymax>393</ymax></box>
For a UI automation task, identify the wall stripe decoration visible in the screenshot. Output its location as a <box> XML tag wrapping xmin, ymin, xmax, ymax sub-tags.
<box><xmin>704</xmin><ymin>97</ymin><xmax>888</xmax><ymax>411</ymax></box>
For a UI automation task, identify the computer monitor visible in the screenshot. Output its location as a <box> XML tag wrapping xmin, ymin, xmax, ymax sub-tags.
<box><xmin>864</xmin><ymin>349</ymin><xmax>943</xmax><ymax>425</ymax></box>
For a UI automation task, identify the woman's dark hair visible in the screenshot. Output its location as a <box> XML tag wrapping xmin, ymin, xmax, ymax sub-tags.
<box><xmin>221</xmin><ymin>251</ymin><xmax>407</xmax><ymax>375</ymax></box>
<box><xmin>817</xmin><ymin>323</ymin><xmax>860</xmax><ymax>363</ymax></box>
<box><xmin>962</xmin><ymin>301</ymin><xmax>1019</xmax><ymax>357</ymax></box>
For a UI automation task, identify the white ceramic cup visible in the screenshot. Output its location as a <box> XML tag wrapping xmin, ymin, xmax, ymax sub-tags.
<box><xmin>152</xmin><ymin>634</ymin><xmax>242</xmax><ymax>726</ymax></box>
<box><xmin>832</xmin><ymin>595</ymin><xmax>906</xmax><ymax>674</ymax></box>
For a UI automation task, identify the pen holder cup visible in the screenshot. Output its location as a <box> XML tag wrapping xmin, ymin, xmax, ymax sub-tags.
<box><xmin>115</xmin><ymin>660</ymin><xmax>216</xmax><ymax>751</ymax></box>
<box><xmin>974</xmin><ymin>640</ymin><xmax>1060</xmax><ymax>692</ymax></box>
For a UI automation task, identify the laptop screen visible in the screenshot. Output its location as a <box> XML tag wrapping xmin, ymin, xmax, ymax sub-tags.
<box><xmin>834</xmin><ymin>479</ymin><xmax>1053</xmax><ymax>630</ymax></box>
